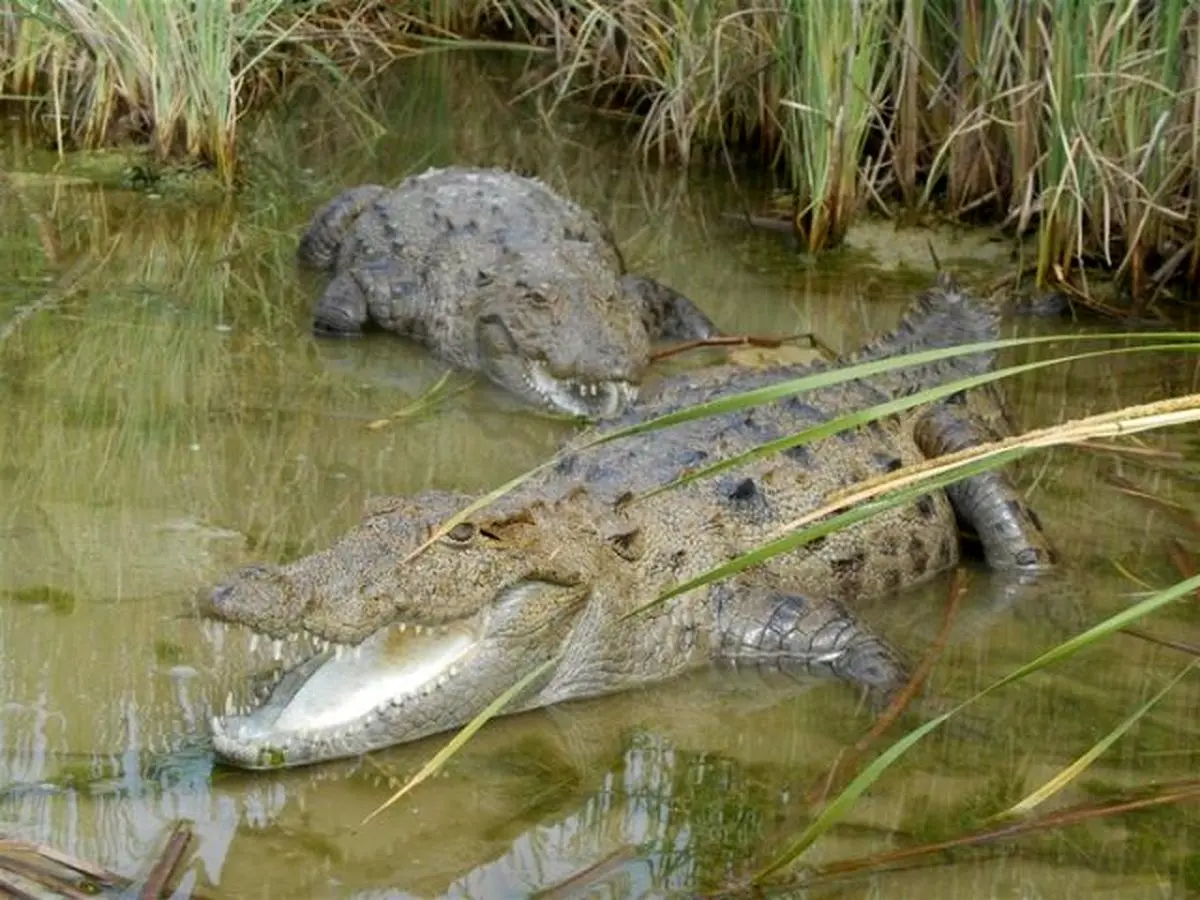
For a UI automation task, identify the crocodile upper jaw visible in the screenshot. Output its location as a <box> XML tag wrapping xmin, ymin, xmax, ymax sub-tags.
<box><xmin>524</xmin><ymin>360</ymin><xmax>637</xmax><ymax>418</ymax></box>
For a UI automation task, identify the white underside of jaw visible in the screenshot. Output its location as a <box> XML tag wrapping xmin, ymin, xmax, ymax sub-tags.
<box><xmin>271</xmin><ymin>627</ymin><xmax>476</xmax><ymax>733</ymax></box>
<box><xmin>208</xmin><ymin>619</ymin><xmax>481</xmax><ymax>763</ymax></box>
<box><xmin>527</xmin><ymin>360</ymin><xmax>637</xmax><ymax>418</ymax></box>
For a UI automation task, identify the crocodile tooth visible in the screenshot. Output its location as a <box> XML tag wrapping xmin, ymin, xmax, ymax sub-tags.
<box><xmin>209</xmin><ymin>716</ymin><xmax>223</xmax><ymax>736</ymax></box>
<box><xmin>224</xmin><ymin>693</ymin><xmax>235</xmax><ymax>716</ymax></box>
<box><xmin>271</xmin><ymin>640</ymin><xmax>282</xmax><ymax>661</ymax></box>
<box><xmin>412</xmin><ymin>624</ymin><xmax>424</xmax><ymax>636</ymax></box>
<box><xmin>353</xmin><ymin>646</ymin><xmax>362</xmax><ymax>660</ymax></box>
<box><xmin>397</xmin><ymin>622</ymin><xmax>406</xmax><ymax>633</ymax></box>
<box><xmin>435</xmin><ymin>675</ymin><xmax>447</xmax><ymax>688</ymax></box>
<box><xmin>448</xmin><ymin>665</ymin><xmax>459</xmax><ymax>678</ymax></box>
<box><xmin>335</xmin><ymin>645</ymin><xmax>345</xmax><ymax>660</ymax></box>
<box><xmin>249</xmin><ymin>634</ymin><xmax>260</xmax><ymax>654</ymax></box>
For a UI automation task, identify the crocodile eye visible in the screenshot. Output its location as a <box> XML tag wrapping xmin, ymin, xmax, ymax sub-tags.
<box><xmin>445</xmin><ymin>522</ymin><xmax>477</xmax><ymax>544</ymax></box>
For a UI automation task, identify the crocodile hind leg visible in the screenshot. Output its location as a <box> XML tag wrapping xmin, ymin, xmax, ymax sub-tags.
<box><xmin>298</xmin><ymin>184</ymin><xmax>388</xmax><ymax>271</ymax></box>
<box><xmin>711</xmin><ymin>577</ymin><xmax>908</xmax><ymax>702</ymax></box>
<box><xmin>913</xmin><ymin>396</ymin><xmax>1057</xmax><ymax>572</ymax></box>
<box><xmin>620</xmin><ymin>274</ymin><xmax>721</xmax><ymax>341</ymax></box>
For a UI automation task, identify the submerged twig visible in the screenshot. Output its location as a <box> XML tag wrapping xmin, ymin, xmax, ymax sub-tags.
<box><xmin>807</xmin><ymin>568</ymin><xmax>967</xmax><ymax>805</ymax></box>
<box><xmin>1079</xmin><ymin>440</ymin><xmax>1184</xmax><ymax>461</ymax></box>
<box><xmin>792</xmin><ymin>779</ymin><xmax>1200</xmax><ymax>890</ymax></box>
<box><xmin>0</xmin><ymin>819</ymin><xmax>200</xmax><ymax>900</ymax></box>
<box><xmin>1120</xmin><ymin>627</ymin><xmax>1200</xmax><ymax>658</ymax></box>
<box><xmin>0</xmin><ymin>839</ymin><xmax>124</xmax><ymax>887</ymax></box>
<box><xmin>1167</xmin><ymin>539</ymin><xmax>1198</xmax><ymax>587</ymax></box>
<box><xmin>531</xmin><ymin>846</ymin><xmax>639</xmax><ymax>900</ymax></box>
<box><xmin>0</xmin><ymin>836</ymin><xmax>126</xmax><ymax>899</ymax></box>
<box><xmin>1102</xmin><ymin>472</ymin><xmax>1200</xmax><ymax>537</ymax></box>
<box><xmin>649</xmin><ymin>332</ymin><xmax>825</xmax><ymax>363</ymax></box>
<box><xmin>711</xmin><ymin>779</ymin><xmax>1200</xmax><ymax>898</ymax></box>
<box><xmin>136</xmin><ymin>821</ymin><xmax>193</xmax><ymax>900</ymax></box>
<box><xmin>0</xmin><ymin>240</ymin><xmax>121</xmax><ymax>347</ymax></box>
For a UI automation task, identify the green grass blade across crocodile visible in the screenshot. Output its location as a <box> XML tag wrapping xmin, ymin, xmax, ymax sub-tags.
<box><xmin>202</xmin><ymin>275</ymin><xmax>1056</xmax><ymax>770</ymax></box>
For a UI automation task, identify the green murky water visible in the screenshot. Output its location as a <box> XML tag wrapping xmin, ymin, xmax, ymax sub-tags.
<box><xmin>2</xmin><ymin>54</ymin><xmax>1199</xmax><ymax>898</ymax></box>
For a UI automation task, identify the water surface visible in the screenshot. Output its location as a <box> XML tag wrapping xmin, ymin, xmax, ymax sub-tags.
<box><xmin>1</xmin><ymin>53</ymin><xmax>1198</xmax><ymax>899</ymax></box>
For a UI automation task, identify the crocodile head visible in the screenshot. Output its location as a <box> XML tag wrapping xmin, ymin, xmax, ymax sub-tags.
<box><xmin>472</xmin><ymin>263</ymin><xmax>649</xmax><ymax>419</ymax></box>
<box><xmin>203</xmin><ymin>491</ymin><xmax>600</xmax><ymax>769</ymax></box>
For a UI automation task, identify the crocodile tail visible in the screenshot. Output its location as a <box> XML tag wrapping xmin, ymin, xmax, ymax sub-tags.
<box><xmin>297</xmin><ymin>184</ymin><xmax>388</xmax><ymax>271</ymax></box>
<box><xmin>850</xmin><ymin>274</ymin><xmax>1002</xmax><ymax>394</ymax></box>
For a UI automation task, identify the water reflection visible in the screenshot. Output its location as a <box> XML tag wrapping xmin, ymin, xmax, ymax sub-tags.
<box><xmin>1</xmin><ymin>52</ymin><xmax>1198</xmax><ymax>898</ymax></box>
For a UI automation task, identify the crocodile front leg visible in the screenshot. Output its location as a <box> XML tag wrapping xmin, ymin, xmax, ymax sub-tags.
<box><xmin>312</xmin><ymin>258</ymin><xmax>430</xmax><ymax>339</ymax></box>
<box><xmin>710</xmin><ymin>577</ymin><xmax>908</xmax><ymax>699</ymax></box>
<box><xmin>298</xmin><ymin>184</ymin><xmax>388</xmax><ymax>271</ymax></box>
<box><xmin>620</xmin><ymin>274</ymin><xmax>721</xmax><ymax>341</ymax></box>
<box><xmin>913</xmin><ymin>397</ymin><xmax>1057</xmax><ymax>571</ymax></box>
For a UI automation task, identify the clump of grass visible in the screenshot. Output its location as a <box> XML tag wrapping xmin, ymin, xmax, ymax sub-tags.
<box><xmin>776</xmin><ymin>0</ymin><xmax>891</xmax><ymax>251</ymax></box>
<box><xmin>5</xmin><ymin>1</ymin><xmax>1199</xmax><ymax>302</ymax></box>
<box><xmin>491</xmin><ymin>0</ymin><xmax>1200</xmax><ymax>304</ymax></box>
<box><xmin>1</xmin><ymin>0</ymin><xmax>386</xmax><ymax>185</ymax></box>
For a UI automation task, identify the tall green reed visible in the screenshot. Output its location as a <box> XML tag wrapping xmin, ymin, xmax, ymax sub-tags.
<box><xmin>4</xmin><ymin>0</ymin><xmax>330</xmax><ymax>185</ymax></box>
<box><xmin>492</xmin><ymin>0</ymin><xmax>1200</xmax><ymax>300</ymax></box>
<box><xmin>776</xmin><ymin>0</ymin><xmax>890</xmax><ymax>251</ymax></box>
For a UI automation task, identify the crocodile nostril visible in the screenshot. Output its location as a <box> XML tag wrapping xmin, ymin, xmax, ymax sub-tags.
<box><xmin>208</xmin><ymin>565</ymin><xmax>273</xmax><ymax>610</ymax></box>
<box><xmin>208</xmin><ymin>582</ymin><xmax>235</xmax><ymax>610</ymax></box>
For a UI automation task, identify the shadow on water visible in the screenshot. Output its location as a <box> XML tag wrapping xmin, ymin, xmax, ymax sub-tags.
<box><xmin>1</xmin><ymin>52</ymin><xmax>1198</xmax><ymax>898</ymax></box>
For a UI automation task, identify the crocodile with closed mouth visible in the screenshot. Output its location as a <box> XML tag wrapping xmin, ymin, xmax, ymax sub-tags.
<box><xmin>299</xmin><ymin>166</ymin><xmax>720</xmax><ymax>419</ymax></box>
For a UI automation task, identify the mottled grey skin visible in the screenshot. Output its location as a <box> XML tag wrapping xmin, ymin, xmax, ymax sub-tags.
<box><xmin>204</xmin><ymin>277</ymin><xmax>1055</xmax><ymax>770</ymax></box>
<box><xmin>298</xmin><ymin>167</ymin><xmax>718</xmax><ymax>419</ymax></box>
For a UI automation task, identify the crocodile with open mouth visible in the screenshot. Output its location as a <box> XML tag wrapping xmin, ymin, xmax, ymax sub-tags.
<box><xmin>203</xmin><ymin>276</ymin><xmax>1056</xmax><ymax>769</ymax></box>
<box><xmin>299</xmin><ymin>166</ymin><xmax>719</xmax><ymax>418</ymax></box>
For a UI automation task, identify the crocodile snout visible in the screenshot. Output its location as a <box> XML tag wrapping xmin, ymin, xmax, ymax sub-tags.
<box><xmin>204</xmin><ymin>564</ymin><xmax>276</xmax><ymax>621</ymax></box>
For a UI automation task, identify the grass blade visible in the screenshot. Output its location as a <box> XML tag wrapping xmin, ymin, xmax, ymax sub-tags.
<box><xmin>1001</xmin><ymin>658</ymin><xmax>1200</xmax><ymax>819</ymax></box>
<box><xmin>403</xmin><ymin>335</ymin><xmax>1200</xmax><ymax>563</ymax></box>
<box><xmin>580</xmin><ymin>332</ymin><xmax>1200</xmax><ymax>451</ymax></box>
<box><xmin>359</xmin><ymin>655</ymin><xmax>559</xmax><ymax>826</ymax></box>
<box><xmin>752</xmin><ymin>571</ymin><xmax>1200</xmax><ymax>882</ymax></box>
<box><xmin>636</xmin><ymin>342</ymin><xmax>1200</xmax><ymax>502</ymax></box>
<box><xmin>631</xmin><ymin>392</ymin><xmax>1200</xmax><ymax>617</ymax></box>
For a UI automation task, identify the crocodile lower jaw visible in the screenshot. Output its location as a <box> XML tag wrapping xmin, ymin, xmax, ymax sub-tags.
<box><xmin>204</xmin><ymin>618</ymin><xmax>480</xmax><ymax>769</ymax></box>
<box><xmin>526</xmin><ymin>361</ymin><xmax>636</xmax><ymax>418</ymax></box>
